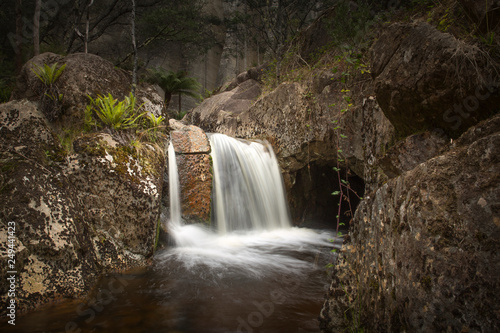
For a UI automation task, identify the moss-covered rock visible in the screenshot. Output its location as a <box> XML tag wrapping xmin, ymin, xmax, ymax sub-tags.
<box><xmin>70</xmin><ymin>133</ymin><xmax>165</xmax><ymax>258</ymax></box>
<box><xmin>0</xmin><ymin>100</ymin><xmax>165</xmax><ymax>316</ymax></box>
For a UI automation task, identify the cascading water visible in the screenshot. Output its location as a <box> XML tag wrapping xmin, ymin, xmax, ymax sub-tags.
<box><xmin>209</xmin><ymin>133</ymin><xmax>291</xmax><ymax>233</ymax></box>
<box><xmin>164</xmin><ymin>132</ymin><xmax>337</xmax><ymax>279</ymax></box>
<box><xmin>168</xmin><ymin>142</ymin><xmax>181</xmax><ymax>228</ymax></box>
<box><xmin>5</xmin><ymin>134</ymin><xmax>341</xmax><ymax>333</ymax></box>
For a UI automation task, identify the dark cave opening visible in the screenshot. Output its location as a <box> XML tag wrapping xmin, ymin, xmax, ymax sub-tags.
<box><xmin>287</xmin><ymin>161</ymin><xmax>365</xmax><ymax>230</ymax></box>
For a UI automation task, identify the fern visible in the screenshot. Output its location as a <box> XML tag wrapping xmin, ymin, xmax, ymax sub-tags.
<box><xmin>86</xmin><ymin>93</ymin><xmax>146</xmax><ymax>131</ymax></box>
<box><xmin>30</xmin><ymin>62</ymin><xmax>66</xmax><ymax>121</ymax></box>
<box><xmin>31</xmin><ymin>63</ymin><xmax>67</xmax><ymax>86</ymax></box>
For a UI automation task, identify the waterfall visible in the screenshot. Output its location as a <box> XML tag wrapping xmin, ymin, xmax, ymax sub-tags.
<box><xmin>168</xmin><ymin>142</ymin><xmax>181</xmax><ymax>229</ymax></box>
<box><xmin>163</xmin><ymin>132</ymin><xmax>336</xmax><ymax>287</ymax></box>
<box><xmin>209</xmin><ymin>133</ymin><xmax>291</xmax><ymax>233</ymax></box>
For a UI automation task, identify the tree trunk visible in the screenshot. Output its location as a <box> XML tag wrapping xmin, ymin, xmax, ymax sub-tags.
<box><xmin>164</xmin><ymin>93</ymin><xmax>172</xmax><ymax>118</ymax></box>
<box><xmin>84</xmin><ymin>0</ymin><xmax>94</xmax><ymax>53</ymax></box>
<box><xmin>178</xmin><ymin>95</ymin><xmax>182</xmax><ymax>115</ymax></box>
<box><xmin>15</xmin><ymin>0</ymin><xmax>23</xmax><ymax>73</ymax></box>
<box><xmin>33</xmin><ymin>0</ymin><xmax>41</xmax><ymax>56</ymax></box>
<box><xmin>131</xmin><ymin>0</ymin><xmax>137</xmax><ymax>95</ymax></box>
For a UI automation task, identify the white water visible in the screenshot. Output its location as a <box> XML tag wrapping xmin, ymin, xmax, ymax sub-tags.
<box><xmin>168</xmin><ymin>142</ymin><xmax>182</xmax><ymax>228</ymax></box>
<box><xmin>165</xmin><ymin>133</ymin><xmax>338</xmax><ymax>279</ymax></box>
<box><xmin>209</xmin><ymin>133</ymin><xmax>291</xmax><ymax>233</ymax></box>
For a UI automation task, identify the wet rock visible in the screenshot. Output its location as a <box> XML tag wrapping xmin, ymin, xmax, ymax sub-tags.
<box><xmin>169</xmin><ymin>119</ymin><xmax>211</xmax><ymax>154</ymax></box>
<box><xmin>177</xmin><ymin>154</ymin><xmax>212</xmax><ymax>223</ymax></box>
<box><xmin>167</xmin><ymin>120</ymin><xmax>212</xmax><ymax>224</ymax></box>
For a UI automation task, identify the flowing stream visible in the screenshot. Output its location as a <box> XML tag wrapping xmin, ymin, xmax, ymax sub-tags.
<box><xmin>2</xmin><ymin>134</ymin><xmax>339</xmax><ymax>333</ymax></box>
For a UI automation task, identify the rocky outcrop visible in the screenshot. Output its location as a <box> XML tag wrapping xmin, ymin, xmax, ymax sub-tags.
<box><xmin>70</xmin><ymin>133</ymin><xmax>164</xmax><ymax>259</ymax></box>
<box><xmin>0</xmin><ymin>100</ymin><xmax>164</xmax><ymax>315</ymax></box>
<box><xmin>169</xmin><ymin>120</ymin><xmax>212</xmax><ymax>223</ymax></box>
<box><xmin>11</xmin><ymin>52</ymin><xmax>163</xmax><ymax>125</ymax></box>
<box><xmin>372</xmin><ymin>22</ymin><xmax>500</xmax><ymax>138</ymax></box>
<box><xmin>318</xmin><ymin>20</ymin><xmax>500</xmax><ymax>333</ymax></box>
<box><xmin>0</xmin><ymin>100</ymin><xmax>96</xmax><ymax>314</ymax></box>
<box><xmin>320</xmin><ymin>114</ymin><xmax>500</xmax><ymax>332</ymax></box>
<box><xmin>187</xmin><ymin>60</ymin><xmax>399</xmax><ymax>222</ymax></box>
<box><xmin>189</xmin><ymin>79</ymin><xmax>340</xmax><ymax>222</ymax></box>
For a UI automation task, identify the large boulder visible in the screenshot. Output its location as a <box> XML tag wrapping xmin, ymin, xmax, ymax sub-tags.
<box><xmin>11</xmin><ymin>52</ymin><xmax>163</xmax><ymax>125</ymax></box>
<box><xmin>0</xmin><ymin>100</ymin><xmax>97</xmax><ymax>314</ymax></box>
<box><xmin>0</xmin><ymin>100</ymin><xmax>164</xmax><ymax>315</ymax></box>
<box><xmin>372</xmin><ymin>22</ymin><xmax>500</xmax><ymax>138</ymax></box>
<box><xmin>320</xmin><ymin>114</ymin><xmax>500</xmax><ymax>332</ymax></box>
<box><xmin>70</xmin><ymin>133</ymin><xmax>164</xmax><ymax>258</ymax></box>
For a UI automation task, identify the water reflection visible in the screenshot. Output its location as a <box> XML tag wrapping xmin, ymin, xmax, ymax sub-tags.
<box><xmin>2</xmin><ymin>226</ymin><xmax>340</xmax><ymax>333</ymax></box>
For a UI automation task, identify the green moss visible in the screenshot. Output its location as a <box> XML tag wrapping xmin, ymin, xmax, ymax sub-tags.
<box><xmin>420</xmin><ymin>275</ymin><xmax>432</xmax><ymax>291</ymax></box>
<box><xmin>81</xmin><ymin>137</ymin><xmax>107</xmax><ymax>157</ymax></box>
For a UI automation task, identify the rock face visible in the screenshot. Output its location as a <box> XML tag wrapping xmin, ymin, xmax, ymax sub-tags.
<box><xmin>11</xmin><ymin>52</ymin><xmax>163</xmax><ymax>125</ymax></box>
<box><xmin>169</xmin><ymin>120</ymin><xmax>212</xmax><ymax>223</ymax></box>
<box><xmin>188</xmin><ymin>65</ymin><xmax>395</xmax><ymax>223</ymax></box>
<box><xmin>318</xmin><ymin>21</ymin><xmax>500</xmax><ymax>333</ymax></box>
<box><xmin>71</xmin><ymin>133</ymin><xmax>164</xmax><ymax>258</ymax></box>
<box><xmin>0</xmin><ymin>100</ymin><xmax>164</xmax><ymax>315</ymax></box>
<box><xmin>372</xmin><ymin>22</ymin><xmax>500</xmax><ymax>138</ymax></box>
<box><xmin>320</xmin><ymin>114</ymin><xmax>500</xmax><ymax>332</ymax></box>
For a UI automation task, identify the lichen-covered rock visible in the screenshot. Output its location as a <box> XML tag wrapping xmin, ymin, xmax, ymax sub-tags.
<box><xmin>70</xmin><ymin>133</ymin><xmax>164</xmax><ymax>258</ymax></box>
<box><xmin>11</xmin><ymin>52</ymin><xmax>163</xmax><ymax>124</ymax></box>
<box><xmin>320</xmin><ymin>114</ymin><xmax>500</xmax><ymax>332</ymax></box>
<box><xmin>169</xmin><ymin>119</ymin><xmax>211</xmax><ymax>154</ymax></box>
<box><xmin>176</xmin><ymin>154</ymin><xmax>212</xmax><ymax>223</ymax></box>
<box><xmin>0</xmin><ymin>100</ymin><xmax>164</xmax><ymax>315</ymax></box>
<box><xmin>372</xmin><ymin>22</ymin><xmax>500</xmax><ymax>138</ymax></box>
<box><xmin>0</xmin><ymin>100</ymin><xmax>97</xmax><ymax>314</ymax></box>
<box><xmin>168</xmin><ymin>121</ymin><xmax>212</xmax><ymax>224</ymax></box>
